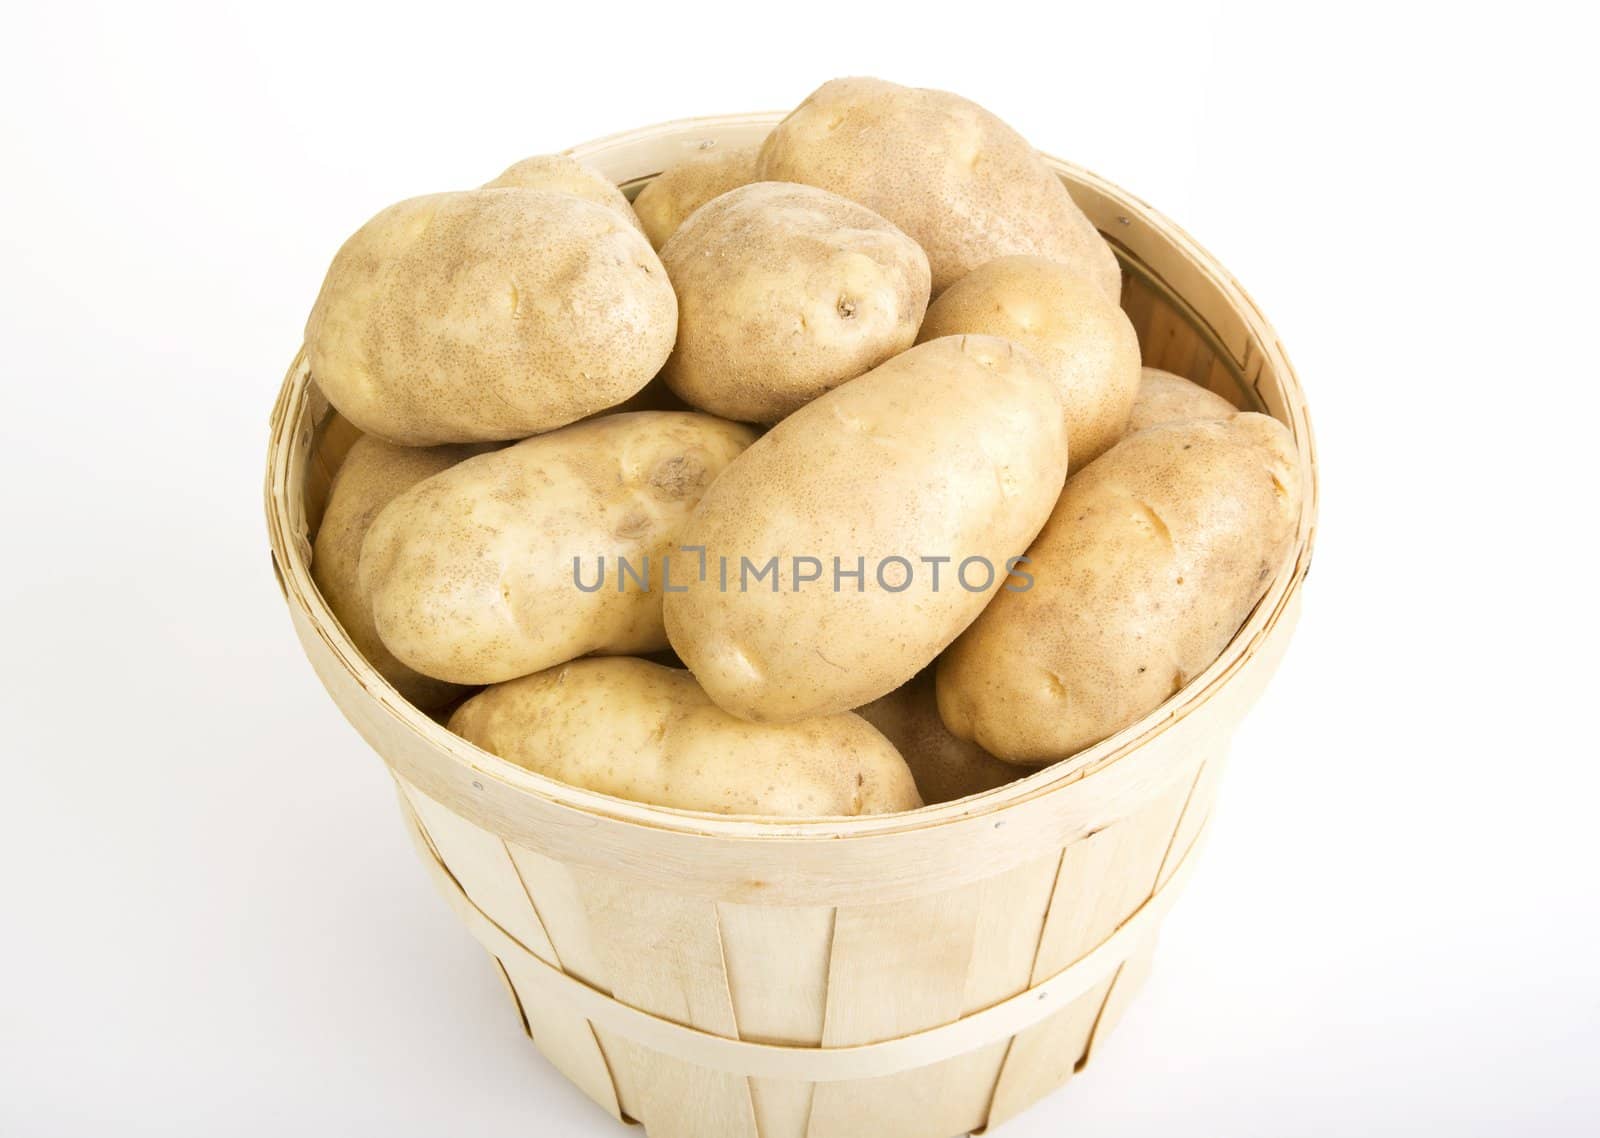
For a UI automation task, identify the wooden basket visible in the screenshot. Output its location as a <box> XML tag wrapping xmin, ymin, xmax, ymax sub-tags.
<box><xmin>264</xmin><ymin>113</ymin><xmax>1318</xmax><ymax>1138</ymax></box>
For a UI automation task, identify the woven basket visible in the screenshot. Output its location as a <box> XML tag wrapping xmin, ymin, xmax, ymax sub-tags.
<box><xmin>265</xmin><ymin>112</ymin><xmax>1318</xmax><ymax>1138</ymax></box>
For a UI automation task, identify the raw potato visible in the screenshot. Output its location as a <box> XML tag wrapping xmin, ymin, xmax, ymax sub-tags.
<box><xmin>305</xmin><ymin>189</ymin><xmax>676</xmax><ymax>445</ymax></box>
<box><xmin>311</xmin><ymin>435</ymin><xmax>486</xmax><ymax>709</ymax></box>
<box><xmin>664</xmin><ymin>335</ymin><xmax>1068</xmax><ymax>723</ymax></box>
<box><xmin>660</xmin><ymin>182</ymin><xmax>932</xmax><ymax>423</ymax></box>
<box><xmin>1128</xmin><ymin>367</ymin><xmax>1238</xmax><ymax>433</ymax></box>
<box><xmin>450</xmin><ymin>658</ymin><xmax>922</xmax><ymax>816</ymax></box>
<box><xmin>919</xmin><ymin>255</ymin><xmax>1140</xmax><ymax>470</ymax></box>
<box><xmin>856</xmin><ymin>670</ymin><xmax>1020</xmax><ymax>804</ymax></box>
<box><xmin>483</xmin><ymin>154</ymin><xmax>644</xmax><ymax>233</ymax></box>
<box><xmin>632</xmin><ymin>142</ymin><xmax>761</xmax><ymax>249</ymax></box>
<box><xmin>759</xmin><ymin>77</ymin><xmax>1120</xmax><ymax>297</ymax></box>
<box><xmin>360</xmin><ymin>412</ymin><xmax>755</xmax><ymax>685</ymax></box>
<box><xmin>937</xmin><ymin>414</ymin><xmax>1302</xmax><ymax>762</ymax></box>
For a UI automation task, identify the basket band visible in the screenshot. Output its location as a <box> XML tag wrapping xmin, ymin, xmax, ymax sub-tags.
<box><xmin>403</xmin><ymin>798</ymin><xmax>1206</xmax><ymax>1082</ymax></box>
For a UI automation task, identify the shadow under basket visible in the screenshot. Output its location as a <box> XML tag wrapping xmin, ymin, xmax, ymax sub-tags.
<box><xmin>265</xmin><ymin>113</ymin><xmax>1319</xmax><ymax>1138</ymax></box>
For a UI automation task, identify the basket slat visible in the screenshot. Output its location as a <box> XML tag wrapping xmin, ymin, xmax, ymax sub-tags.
<box><xmin>575</xmin><ymin>870</ymin><xmax>760</xmax><ymax>1137</ymax></box>
<box><xmin>806</xmin><ymin>884</ymin><xmax>985</xmax><ymax>1135</ymax></box>
<box><xmin>401</xmin><ymin>787</ymin><xmax>626</xmax><ymax>1120</ymax></box>
<box><xmin>1080</xmin><ymin>936</ymin><xmax>1158</xmax><ymax>1067</ymax></box>
<box><xmin>749</xmin><ymin>1078</ymin><xmax>815</xmax><ymax>1138</ymax></box>
<box><xmin>1157</xmin><ymin>752</ymin><xmax>1228</xmax><ymax>891</ymax></box>
<box><xmin>719</xmin><ymin>903</ymin><xmax>833</xmax><ymax>1136</ymax></box>
<box><xmin>984</xmin><ymin>769</ymin><xmax>1198</xmax><ymax>1128</ymax></box>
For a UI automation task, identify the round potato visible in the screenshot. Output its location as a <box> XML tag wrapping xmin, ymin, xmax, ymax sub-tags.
<box><xmin>1128</xmin><ymin>367</ymin><xmax>1237</xmax><ymax>433</ymax></box>
<box><xmin>632</xmin><ymin>141</ymin><xmax>761</xmax><ymax>249</ymax></box>
<box><xmin>660</xmin><ymin>182</ymin><xmax>931</xmax><ymax>423</ymax></box>
<box><xmin>758</xmin><ymin>77</ymin><xmax>1120</xmax><ymax>297</ymax></box>
<box><xmin>360</xmin><ymin>412</ymin><xmax>756</xmax><ymax>685</ymax></box>
<box><xmin>664</xmin><ymin>335</ymin><xmax>1068</xmax><ymax>723</ymax></box>
<box><xmin>937</xmin><ymin>414</ymin><xmax>1302</xmax><ymax>762</ymax></box>
<box><xmin>919</xmin><ymin>255</ymin><xmax>1140</xmax><ymax>470</ymax></box>
<box><xmin>450</xmin><ymin>658</ymin><xmax>922</xmax><ymax>816</ymax></box>
<box><xmin>483</xmin><ymin>153</ymin><xmax>644</xmax><ymax>233</ymax></box>
<box><xmin>856</xmin><ymin>669</ymin><xmax>1021</xmax><ymax>804</ymax></box>
<box><xmin>311</xmin><ymin>435</ymin><xmax>487</xmax><ymax>708</ymax></box>
<box><xmin>305</xmin><ymin>189</ymin><xmax>676</xmax><ymax>445</ymax></box>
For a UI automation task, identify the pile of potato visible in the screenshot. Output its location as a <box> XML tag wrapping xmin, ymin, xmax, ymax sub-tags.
<box><xmin>306</xmin><ymin>78</ymin><xmax>1302</xmax><ymax>818</ymax></box>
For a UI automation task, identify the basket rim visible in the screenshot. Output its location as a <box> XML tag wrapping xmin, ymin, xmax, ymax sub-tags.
<box><xmin>265</xmin><ymin>110</ymin><xmax>1319</xmax><ymax>844</ymax></box>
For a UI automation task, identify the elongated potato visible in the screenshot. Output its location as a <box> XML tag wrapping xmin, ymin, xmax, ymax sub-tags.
<box><xmin>938</xmin><ymin>414</ymin><xmax>1302</xmax><ymax>762</ymax></box>
<box><xmin>660</xmin><ymin>182</ymin><xmax>931</xmax><ymax>423</ymax></box>
<box><xmin>483</xmin><ymin>153</ymin><xmax>644</xmax><ymax>233</ymax></box>
<box><xmin>856</xmin><ymin>670</ymin><xmax>1021</xmax><ymax>804</ymax></box>
<box><xmin>632</xmin><ymin>142</ymin><xmax>761</xmax><ymax>249</ymax></box>
<box><xmin>450</xmin><ymin>658</ymin><xmax>922</xmax><ymax>816</ymax></box>
<box><xmin>305</xmin><ymin>189</ymin><xmax>676</xmax><ymax>445</ymax></box>
<box><xmin>664</xmin><ymin>335</ymin><xmax>1068</xmax><ymax>722</ymax></box>
<box><xmin>360</xmin><ymin>412</ymin><xmax>755</xmax><ymax>685</ymax></box>
<box><xmin>311</xmin><ymin>435</ymin><xmax>486</xmax><ymax>708</ymax></box>
<box><xmin>1128</xmin><ymin>367</ymin><xmax>1238</xmax><ymax>433</ymax></box>
<box><xmin>919</xmin><ymin>255</ymin><xmax>1140</xmax><ymax>470</ymax></box>
<box><xmin>759</xmin><ymin>77</ymin><xmax>1119</xmax><ymax>297</ymax></box>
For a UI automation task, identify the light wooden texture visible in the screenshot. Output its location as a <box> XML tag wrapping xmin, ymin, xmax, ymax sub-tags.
<box><xmin>266</xmin><ymin>112</ymin><xmax>1319</xmax><ymax>1137</ymax></box>
<box><xmin>983</xmin><ymin>769</ymin><xmax>1197</xmax><ymax>1129</ymax></box>
<box><xmin>399</xmin><ymin>785</ymin><xmax>625</xmax><ymax>1122</ymax></box>
<box><xmin>401</xmin><ymin>790</ymin><xmax>1210</xmax><ymax>1082</ymax></box>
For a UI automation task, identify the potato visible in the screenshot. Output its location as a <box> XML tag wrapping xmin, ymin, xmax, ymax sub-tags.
<box><xmin>360</xmin><ymin>411</ymin><xmax>756</xmax><ymax>685</ymax></box>
<box><xmin>660</xmin><ymin>182</ymin><xmax>931</xmax><ymax>423</ymax></box>
<box><xmin>856</xmin><ymin>670</ymin><xmax>1021</xmax><ymax>804</ymax></box>
<box><xmin>304</xmin><ymin>189</ymin><xmax>676</xmax><ymax>445</ymax></box>
<box><xmin>664</xmin><ymin>335</ymin><xmax>1068</xmax><ymax>722</ymax></box>
<box><xmin>483</xmin><ymin>154</ymin><xmax>644</xmax><ymax>233</ymax></box>
<box><xmin>918</xmin><ymin>255</ymin><xmax>1140</xmax><ymax>470</ymax></box>
<box><xmin>758</xmin><ymin>78</ymin><xmax>1119</xmax><ymax>297</ymax></box>
<box><xmin>450</xmin><ymin>658</ymin><xmax>922</xmax><ymax>816</ymax></box>
<box><xmin>311</xmin><ymin>435</ymin><xmax>486</xmax><ymax>708</ymax></box>
<box><xmin>937</xmin><ymin>414</ymin><xmax>1302</xmax><ymax>762</ymax></box>
<box><xmin>1128</xmin><ymin>367</ymin><xmax>1238</xmax><ymax>433</ymax></box>
<box><xmin>632</xmin><ymin>142</ymin><xmax>761</xmax><ymax>249</ymax></box>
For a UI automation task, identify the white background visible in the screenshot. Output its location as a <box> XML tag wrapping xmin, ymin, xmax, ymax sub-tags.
<box><xmin>3</xmin><ymin>2</ymin><xmax>1596</xmax><ymax>1135</ymax></box>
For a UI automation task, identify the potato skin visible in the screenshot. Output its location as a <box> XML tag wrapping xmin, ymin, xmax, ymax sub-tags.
<box><xmin>483</xmin><ymin>154</ymin><xmax>644</xmax><ymax>233</ymax></box>
<box><xmin>758</xmin><ymin>78</ymin><xmax>1120</xmax><ymax>297</ymax></box>
<box><xmin>664</xmin><ymin>335</ymin><xmax>1068</xmax><ymax>723</ymax></box>
<box><xmin>856</xmin><ymin>669</ymin><xmax>1021</xmax><ymax>804</ymax></box>
<box><xmin>919</xmin><ymin>255</ymin><xmax>1140</xmax><ymax>470</ymax></box>
<box><xmin>1128</xmin><ymin>367</ymin><xmax>1238</xmax><ymax>433</ymax></box>
<box><xmin>937</xmin><ymin>414</ymin><xmax>1302</xmax><ymax>762</ymax></box>
<box><xmin>450</xmin><ymin>658</ymin><xmax>922</xmax><ymax>816</ymax></box>
<box><xmin>359</xmin><ymin>412</ymin><xmax>756</xmax><ymax>685</ymax></box>
<box><xmin>660</xmin><ymin>182</ymin><xmax>932</xmax><ymax>424</ymax></box>
<box><xmin>305</xmin><ymin>189</ymin><xmax>676</xmax><ymax>445</ymax></box>
<box><xmin>311</xmin><ymin>435</ymin><xmax>486</xmax><ymax>708</ymax></box>
<box><xmin>632</xmin><ymin>142</ymin><xmax>761</xmax><ymax>249</ymax></box>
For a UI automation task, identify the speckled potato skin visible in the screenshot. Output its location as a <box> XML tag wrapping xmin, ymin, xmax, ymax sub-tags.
<box><xmin>482</xmin><ymin>154</ymin><xmax>644</xmax><ymax>233</ymax></box>
<box><xmin>359</xmin><ymin>412</ymin><xmax>756</xmax><ymax>685</ymax></box>
<box><xmin>660</xmin><ymin>182</ymin><xmax>932</xmax><ymax>424</ymax></box>
<box><xmin>450</xmin><ymin>658</ymin><xmax>922</xmax><ymax>817</ymax></box>
<box><xmin>937</xmin><ymin>414</ymin><xmax>1303</xmax><ymax>763</ymax></box>
<box><xmin>304</xmin><ymin>189</ymin><xmax>677</xmax><ymax>445</ymax></box>
<box><xmin>632</xmin><ymin>142</ymin><xmax>761</xmax><ymax>249</ymax></box>
<box><xmin>758</xmin><ymin>78</ymin><xmax>1121</xmax><ymax>298</ymax></box>
<box><xmin>1127</xmin><ymin>367</ymin><xmax>1238</xmax><ymax>433</ymax></box>
<box><xmin>311</xmin><ymin>435</ymin><xmax>487</xmax><ymax>709</ymax></box>
<box><xmin>919</xmin><ymin>255</ymin><xmax>1140</xmax><ymax>471</ymax></box>
<box><xmin>856</xmin><ymin>669</ymin><xmax>1020</xmax><ymax>804</ymax></box>
<box><xmin>664</xmin><ymin>335</ymin><xmax>1068</xmax><ymax>723</ymax></box>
